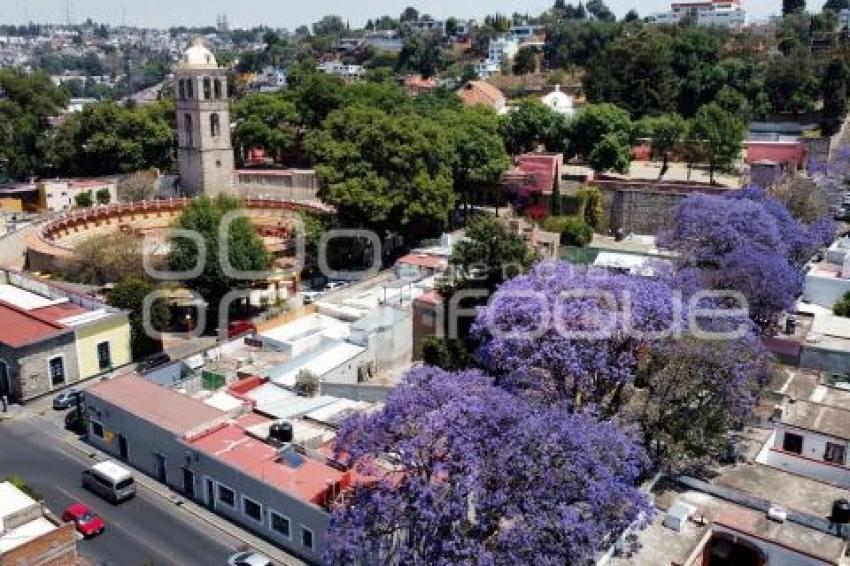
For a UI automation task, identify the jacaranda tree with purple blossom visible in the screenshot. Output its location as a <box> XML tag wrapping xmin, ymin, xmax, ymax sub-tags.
<box><xmin>660</xmin><ymin>188</ymin><xmax>834</xmax><ymax>333</ymax></box>
<box><xmin>325</xmin><ymin>366</ymin><xmax>652</xmax><ymax>565</ymax></box>
<box><xmin>472</xmin><ymin>262</ymin><xmax>681</xmax><ymax>413</ymax></box>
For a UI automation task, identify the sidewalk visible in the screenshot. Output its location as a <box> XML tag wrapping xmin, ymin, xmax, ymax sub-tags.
<box><xmin>62</xmin><ymin>431</ymin><xmax>306</xmax><ymax>566</ymax></box>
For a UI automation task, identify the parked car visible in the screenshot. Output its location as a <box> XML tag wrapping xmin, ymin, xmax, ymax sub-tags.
<box><xmin>301</xmin><ymin>290</ymin><xmax>324</xmax><ymax>304</ymax></box>
<box><xmin>62</xmin><ymin>502</ymin><xmax>105</xmax><ymax>537</ymax></box>
<box><xmin>82</xmin><ymin>461</ymin><xmax>136</xmax><ymax>503</ymax></box>
<box><xmin>136</xmin><ymin>352</ymin><xmax>170</xmax><ymax>374</ymax></box>
<box><xmin>65</xmin><ymin>408</ymin><xmax>87</xmax><ymax>434</ymax></box>
<box><xmin>227</xmin><ymin>551</ymin><xmax>274</xmax><ymax>566</ymax></box>
<box><xmin>324</xmin><ymin>281</ymin><xmax>347</xmax><ymax>291</ymax></box>
<box><xmin>227</xmin><ymin>320</ymin><xmax>256</xmax><ymax>339</ymax></box>
<box><xmin>52</xmin><ymin>389</ymin><xmax>82</xmax><ymax>410</ymax></box>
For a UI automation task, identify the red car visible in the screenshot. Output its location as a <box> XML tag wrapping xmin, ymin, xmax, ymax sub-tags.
<box><xmin>227</xmin><ymin>320</ymin><xmax>256</xmax><ymax>339</ymax></box>
<box><xmin>62</xmin><ymin>502</ymin><xmax>105</xmax><ymax>537</ymax></box>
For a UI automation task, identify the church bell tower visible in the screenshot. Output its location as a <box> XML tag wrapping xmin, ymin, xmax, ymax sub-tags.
<box><xmin>174</xmin><ymin>38</ymin><xmax>234</xmax><ymax>197</ymax></box>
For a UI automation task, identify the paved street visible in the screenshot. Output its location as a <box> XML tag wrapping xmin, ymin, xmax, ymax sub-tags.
<box><xmin>0</xmin><ymin>414</ymin><xmax>244</xmax><ymax>566</ymax></box>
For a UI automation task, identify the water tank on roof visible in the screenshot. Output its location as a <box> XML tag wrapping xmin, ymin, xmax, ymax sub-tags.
<box><xmin>269</xmin><ymin>421</ymin><xmax>293</xmax><ymax>443</ymax></box>
<box><xmin>833</xmin><ymin>499</ymin><xmax>850</xmax><ymax>524</ymax></box>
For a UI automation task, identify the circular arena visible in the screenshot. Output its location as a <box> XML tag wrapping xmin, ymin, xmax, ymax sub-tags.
<box><xmin>26</xmin><ymin>198</ymin><xmax>331</xmax><ymax>274</ymax></box>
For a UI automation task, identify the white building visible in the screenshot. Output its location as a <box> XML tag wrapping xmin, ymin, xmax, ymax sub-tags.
<box><xmin>541</xmin><ymin>85</ymin><xmax>575</xmax><ymax>118</ymax></box>
<box><xmin>316</xmin><ymin>61</ymin><xmax>364</xmax><ymax>79</ymax></box>
<box><xmin>487</xmin><ymin>35</ymin><xmax>519</xmax><ymax>66</ymax></box>
<box><xmin>40</xmin><ymin>178</ymin><xmax>118</xmax><ymax>211</ymax></box>
<box><xmin>649</xmin><ymin>0</ymin><xmax>747</xmax><ymax>28</ymax></box>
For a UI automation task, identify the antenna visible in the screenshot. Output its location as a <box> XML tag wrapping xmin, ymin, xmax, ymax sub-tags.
<box><xmin>64</xmin><ymin>0</ymin><xmax>73</xmax><ymax>26</ymax></box>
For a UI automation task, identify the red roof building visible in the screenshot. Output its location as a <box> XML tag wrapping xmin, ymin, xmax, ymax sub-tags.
<box><xmin>745</xmin><ymin>141</ymin><xmax>807</xmax><ymax>170</ymax></box>
<box><xmin>456</xmin><ymin>81</ymin><xmax>507</xmax><ymax>112</ymax></box>
<box><xmin>502</xmin><ymin>153</ymin><xmax>564</xmax><ymax>197</ymax></box>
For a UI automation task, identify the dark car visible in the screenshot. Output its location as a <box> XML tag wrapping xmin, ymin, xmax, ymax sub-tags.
<box><xmin>227</xmin><ymin>320</ymin><xmax>256</xmax><ymax>339</ymax></box>
<box><xmin>136</xmin><ymin>352</ymin><xmax>170</xmax><ymax>374</ymax></box>
<box><xmin>52</xmin><ymin>389</ymin><xmax>83</xmax><ymax>410</ymax></box>
<box><xmin>65</xmin><ymin>408</ymin><xmax>88</xmax><ymax>434</ymax></box>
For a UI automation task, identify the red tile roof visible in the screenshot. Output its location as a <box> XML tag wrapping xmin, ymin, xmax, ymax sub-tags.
<box><xmin>189</xmin><ymin>421</ymin><xmax>349</xmax><ymax>505</ymax></box>
<box><xmin>0</xmin><ymin>300</ymin><xmax>87</xmax><ymax>348</ymax></box>
<box><xmin>397</xmin><ymin>253</ymin><xmax>447</xmax><ymax>270</ymax></box>
<box><xmin>456</xmin><ymin>81</ymin><xmax>506</xmax><ymax>109</ymax></box>
<box><xmin>87</xmin><ymin>374</ymin><xmax>226</xmax><ymax>435</ymax></box>
<box><xmin>745</xmin><ymin>141</ymin><xmax>806</xmax><ymax>169</ymax></box>
<box><xmin>503</xmin><ymin>153</ymin><xmax>562</xmax><ymax>195</ymax></box>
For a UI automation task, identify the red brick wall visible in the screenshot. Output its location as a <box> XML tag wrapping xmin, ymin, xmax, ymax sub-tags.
<box><xmin>0</xmin><ymin>522</ymin><xmax>77</xmax><ymax>566</ymax></box>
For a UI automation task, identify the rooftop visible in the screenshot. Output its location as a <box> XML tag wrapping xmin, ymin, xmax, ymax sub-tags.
<box><xmin>266</xmin><ymin>340</ymin><xmax>367</xmax><ymax>388</ymax></box>
<box><xmin>87</xmin><ymin>373</ymin><xmax>226</xmax><ymax>436</ymax></box>
<box><xmin>0</xmin><ymin>481</ymin><xmax>37</xmax><ymax>518</ymax></box>
<box><xmin>188</xmin><ymin>420</ymin><xmax>348</xmax><ymax>505</ymax></box>
<box><xmin>780</xmin><ymin>399</ymin><xmax>850</xmax><ymax>441</ymax></box>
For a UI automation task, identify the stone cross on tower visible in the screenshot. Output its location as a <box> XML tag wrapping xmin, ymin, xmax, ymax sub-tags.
<box><xmin>174</xmin><ymin>37</ymin><xmax>234</xmax><ymax>197</ymax></box>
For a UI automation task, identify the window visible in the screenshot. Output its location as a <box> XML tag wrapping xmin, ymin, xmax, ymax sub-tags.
<box><xmin>216</xmin><ymin>483</ymin><xmax>235</xmax><ymax>507</ymax></box>
<box><xmin>825</xmin><ymin>442</ymin><xmax>846</xmax><ymax>465</ymax></box>
<box><xmin>186</xmin><ymin>78</ymin><xmax>193</xmax><ymax>99</ymax></box>
<box><xmin>90</xmin><ymin>420</ymin><xmax>104</xmax><ymax>438</ymax></box>
<box><xmin>301</xmin><ymin>526</ymin><xmax>314</xmax><ymax>550</ymax></box>
<box><xmin>270</xmin><ymin>511</ymin><xmax>291</xmax><ymax>538</ymax></box>
<box><xmin>184</xmin><ymin>114</ymin><xmax>193</xmax><ymax>147</ymax></box>
<box><xmin>48</xmin><ymin>356</ymin><xmax>65</xmax><ymax>386</ymax></box>
<box><xmin>178</xmin><ymin>79</ymin><xmax>186</xmax><ymax>100</ymax></box>
<box><xmin>242</xmin><ymin>496</ymin><xmax>262</xmax><ymax>522</ymax></box>
<box><xmin>210</xmin><ymin>113</ymin><xmax>220</xmax><ymax>137</ymax></box>
<box><xmin>203</xmin><ymin>77</ymin><xmax>212</xmax><ymax>100</ymax></box>
<box><xmin>97</xmin><ymin>341</ymin><xmax>111</xmax><ymax>371</ymax></box>
<box><xmin>214</xmin><ymin>79</ymin><xmax>222</xmax><ymax>99</ymax></box>
<box><xmin>782</xmin><ymin>432</ymin><xmax>804</xmax><ymax>454</ymax></box>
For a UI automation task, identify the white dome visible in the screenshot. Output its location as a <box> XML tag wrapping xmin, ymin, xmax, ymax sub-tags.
<box><xmin>180</xmin><ymin>39</ymin><xmax>217</xmax><ymax>69</ymax></box>
<box><xmin>542</xmin><ymin>85</ymin><xmax>575</xmax><ymax>116</ymax></box>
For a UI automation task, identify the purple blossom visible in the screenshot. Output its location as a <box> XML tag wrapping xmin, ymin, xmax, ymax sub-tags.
<box><xmin>471</xmin><ymin>262</ymin><xmax>681</xmax><ymax>410</ymax></box>
<box><xmin>326</xmin><ymin>366</ymin><xmax>652</xmax><ymax>565</ymax></box>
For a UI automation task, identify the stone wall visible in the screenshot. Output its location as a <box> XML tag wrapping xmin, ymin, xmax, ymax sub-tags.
<box><xmin>0</xmin><ymin>332</ymin><xmax>80</xmax><ymax>402</ymax></box>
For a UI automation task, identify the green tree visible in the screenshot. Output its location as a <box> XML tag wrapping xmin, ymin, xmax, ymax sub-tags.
<box><xmin>448</xmin><ymin>214</ymin><xmax>535</xmax><ymax>292</ymax></box>
<box><xmin>783</xmin><ymin>0</ymin><xmax>806</xmax><ymax>14</ymax></box>
<box><xmin>289</xmin><ymin>70</ymin><xmax>345</xmax><ymax>128</ymax></box>
<box><xmin>825</xmin><ymin>0</ymin><xmax>850</xmax><ymax>11</ymax></box>
<box><xmin>835</xmin><ymin>292</ymin><xmax>850</xmax><ymax>317</ymax></box>
<box><xmin>232</xmin><ymin>93</ymin><xmax>299</xmax><ymax>162</ymax></box>
<box><xmin>499</xmin><ymin>99</ymin><xmax>560</xmax><ymax>155</ymax></box>
<box><xmin>764</xmin><ymin>48</ymin><xmax>819</xmax><ymax>113</ymax></box>
<box><xmin>0</xmin><ymin>70</ymin><xmax>68</xmax><ymax>181</ymax></box>
<box><xmin>440</xmin><ymin>106</ymin><xmax>510</xmax><ymax>221</ymax></box>
<box><xmin>74</xmin><ymin>191</ymin><xmax>93</xmax><ymax>208</ymax></box>
<box><xmin>569</xmin><ymin>103</ymin><xmax>632</xmax><ymax>159</ymax></box>
<box><xmin>822</xmin><ymin>58</ymin><xmax>849</xmax><ymax>135</ymax></box>
<box><xmin>587</xmin><ymin>0</ymin><xmax>616</xmax><ymax>21</ymax></box>
<box><xmin>47</xmin><ymin>101</ymin><xmax>174</xmax><ymax>176</ymax></box>
<box><xmin>107</xmin><ymin>277</ymin><xmax>171</xmax><ymax>359</ymax></box>
<box><xmin>306</xmin><ymin>105</ymin><xmax>455</xmax><ymax>240</ymax></box>
<box><xmin>168</xmin><ymin>195</ymin><xmax>272</xmax><ymax>329</ymax></box>
<box><xmin>95</xmin><ymin>188</ymin><xmax>111</xmax><ymax>205</ymax></box>
<box><xmin>512</xmin><ymin>46</ymin><xmax>538</xmax><ymax>75</ymax></box>
<box><xmin>635</xmin><ymin>113</ymin><xmax>686</xmax><ymax>180</ymax></box>
<box><xmin>689</xmin><ymin>103</ymin><xmax>744</xmax><ymax>185</ymax></box>
<box><xmin>584</xmin><ymin>29</ymin><xmax>680</xmax><ymax>117</ymax></box>
<box><xmin>575</xmin><ymin>186</ymin><xmax>605</xmax><ymax>229</ymax></box>
<box><xmin>588</xmin><ymin>133</ymin><xmax>631</xmax><ymax>173</ymax></box>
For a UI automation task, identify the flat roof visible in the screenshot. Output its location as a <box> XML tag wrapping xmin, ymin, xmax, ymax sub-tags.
<box><xmin>781</xmin><ymin>399</ymin><xmax>850</xmax><ymax>441</ymax></box>
<box><xmin>0</xmin><ymin>481</ymin><xmax>37</xmax><ymax>518</ymax></box>
<box><xmin>87</xmin><ymin>374</ymin><xmax>226</xmax><ymax>436</ymax></box>
<box><xmin>260</xmin><ymin>313</ymin><xmax>350</xmax><ymax>344</ymax></box>
<box><xmin>267</xmin><ymin>340</ymin><xmax>367</xmax><ymax>388</ymax></box>
<box><xmin>189</xmin><ymin>422</ymin><xmax>346</xmax><ymax>504</ymax></box>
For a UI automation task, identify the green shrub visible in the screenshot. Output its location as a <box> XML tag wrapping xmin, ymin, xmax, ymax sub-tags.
<box><xmin>835</xmin><ymin>292</ymin><xmax>850</xmax><ymax>317</ymax></box>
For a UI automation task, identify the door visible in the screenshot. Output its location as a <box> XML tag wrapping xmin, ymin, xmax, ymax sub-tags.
<box><xmin>154</xmin><ymin>453</ymin><xmax>167</xmax><ymax>483</ymax></box>
<box><xmin>118</xmin><ymin>434</ymin><xmax>128</xmax><ymax>461</ymax></box>
<box><xmin>0</xmin><ymin>361</ymin><xmax>9</xmax><ymax>398</ymax></box>
<box><xmin>204</xmin><ymin>478</ymin><xmax>214</xmax><ymax>509</ymax></box>
<box><xmin>182</xmin><ymin>468</ymin><xmax>195</xmax><ymax>499</ymax></box>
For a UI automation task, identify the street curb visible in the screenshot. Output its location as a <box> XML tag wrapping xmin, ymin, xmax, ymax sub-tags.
<box><xmin>63</xmin><ymin>435</ymin><xmax>304</xmax><ymax>566</ymax></box>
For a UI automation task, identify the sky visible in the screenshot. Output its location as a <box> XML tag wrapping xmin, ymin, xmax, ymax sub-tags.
<box><xmin>3</xmin><ymin>0</ymin><xmax>783</xmax><ymax>29</ymax></box>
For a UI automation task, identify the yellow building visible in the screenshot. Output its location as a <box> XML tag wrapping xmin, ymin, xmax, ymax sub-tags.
<box><xmin>0</xmin><ymin>198</ymin><xmax>23</xmax><ymax>212</ymax></box>
<box><xmin>73</xmin><ymin>312</ymin><xmax>132</xmax><ymax>379</ymax></box>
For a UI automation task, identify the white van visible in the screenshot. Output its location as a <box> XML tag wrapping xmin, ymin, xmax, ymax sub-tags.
<box><xmin>82</xmin><ymin>461</ymin><xmax>136</xmax><ymax>503</ymax></box>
